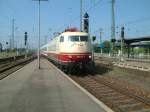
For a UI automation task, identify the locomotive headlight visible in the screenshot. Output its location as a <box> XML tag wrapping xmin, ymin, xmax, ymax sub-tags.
<box><xmin>89</xmin><ymin>55</ymin><xmax>92</xmax><ymax>58</ymax></box>
<box><xmin>68</xmin><ymin>55</ymin><xmax>72</xmax><ymax>58</ymax></box>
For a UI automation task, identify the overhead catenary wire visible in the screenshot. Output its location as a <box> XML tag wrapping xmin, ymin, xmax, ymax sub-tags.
<box><xmin>56</xmin><ymin>0</ymin><xmax>103</xmax><ymax>32</ymax></box>
<box><xmin>92</xmin><ymin>16</ymin><xmax>150</xmax><ymax>35</ymax></box>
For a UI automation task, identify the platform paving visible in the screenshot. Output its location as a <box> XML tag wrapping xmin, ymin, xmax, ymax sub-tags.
<box><xmin>0</xmin><ymin>58</ymin><xmax>108</xmax><ymax>112</ymax></box>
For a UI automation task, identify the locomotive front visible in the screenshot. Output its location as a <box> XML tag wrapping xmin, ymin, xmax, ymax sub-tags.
<box><xmin>58</xmin><ymin>31</ymin><xmax>93</xmax><ymax>70</ymax></box>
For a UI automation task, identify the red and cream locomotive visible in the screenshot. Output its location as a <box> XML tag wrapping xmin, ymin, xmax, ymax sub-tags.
<box><xmin>41</xmin><ymin>28</ymin><xmax>94</xmax><ymax>71</ymax></box>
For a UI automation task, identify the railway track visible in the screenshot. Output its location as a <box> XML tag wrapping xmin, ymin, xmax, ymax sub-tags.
<box><xmin>0</xmin><ymin>55</ymin><xmax>27</xmax><ymax>63</ymax></box>
<box><xmin>0</xmin><ymin>55</ymin><xmax>36</xmax><ymax>80</ymax></box>
<box><xmin>69</xmin><ymin>74</ymin><xmax>150</xmax><ymax>112</ymax></box>
<box><xmin>46</xmin><ymin>56</ymin><xmax>150</xmax><ymax>112</ymax></box>
<box><xmin>95</xmin><ymin>56</ymin><xmax>150</xmax><ymax>72</ymax></box>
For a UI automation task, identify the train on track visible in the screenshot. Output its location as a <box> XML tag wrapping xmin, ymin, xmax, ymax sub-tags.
<box><xmin>41</xmin><ymin>28</ymin><xmax>94</xmax><ymax>72</ymax></box>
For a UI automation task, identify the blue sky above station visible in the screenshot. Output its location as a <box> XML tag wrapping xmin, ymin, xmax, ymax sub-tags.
<box><xmin>0</xmin><ymin>0</ymin><xmax>150</xmax><ymax>48</ymax></box>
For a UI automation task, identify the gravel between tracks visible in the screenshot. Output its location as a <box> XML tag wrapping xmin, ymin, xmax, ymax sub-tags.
<box><xmin>67</xmin><ymin>60</ymin><xmax>150</xmax><ymax>112</ymax></box>
<box><xmin>69</xmin><ymin>75</ymin><xmax>150</xmax><ymax>112</ymax></box>
<box><xmin>95</xmin><ymin>57</ymin><xmax>150</xmax><ymax>92</ymax></box>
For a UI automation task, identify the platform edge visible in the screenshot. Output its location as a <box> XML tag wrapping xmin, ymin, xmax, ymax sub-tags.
<box><xmin>47</xmin><ymin>61</ymin><xmax>114</xmax><ymax>112</ymax></box>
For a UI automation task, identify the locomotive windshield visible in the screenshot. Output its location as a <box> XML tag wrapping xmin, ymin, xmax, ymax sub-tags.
<box><xmin>68</xmin><ymin>36</ymin><xmax>88</xmax><ymax>42</ymax></box>
<box><xmin>69</xmin><ymin>36</ymin><xmax>79</xmax><ymax>42</ymax></box>
<box><xmin>80</xmin><ymin>36</ymin><xmax>88</xmax><ymax>42</ymax></box>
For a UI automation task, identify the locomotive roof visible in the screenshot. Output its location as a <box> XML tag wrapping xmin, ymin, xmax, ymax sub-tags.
<box><xmin>61</xmin><ymin>31</ymin><xmax>88</xmax><ymax>36</ymax></box>
<box><xmin>50</xmin><ymin>31</ymin><xmax>89</xmax><ymax>40</ymax></box>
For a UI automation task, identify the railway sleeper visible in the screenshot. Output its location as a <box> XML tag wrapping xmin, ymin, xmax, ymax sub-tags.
<box><xmin>98</xmin><ymin>90</ymin><xmax>115</xmax><ymax>94</ymax></box>
<box><xmin>108</xmin><ymin>95</ymin><xmax>128</xmax><ymax>101</ymax></box>
<box><xmin>130</xmin><ymin>108</ymin><xmax>150</xmax><ymax>112</ymax></box>
<box><xmin>115</xmin><ymin>100</ymin><xmax>142</xmax><ymax>106</ymax></box>
<box><xmin>99</xmin><ymin>92</ymin><xmax>120</xmax><ymax>97</ymax></box>
<box><xmin>119</xmin><ymin>103</ymin><xmax>146</xmax><ymax>112</ymax></box>
<box><xmin>94</xmin><ymin>79</ymin><xmax>150</xmax><ymax>106</ymax></box>
<box><xmin>112</xmin><ymin>98</ymin><xmax>135</xmax><ymax>104</ymax></box>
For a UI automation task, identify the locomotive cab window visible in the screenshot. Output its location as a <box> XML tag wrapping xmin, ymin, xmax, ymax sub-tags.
<box><xmin>68</xmin><ymin>36</ymin><xmax>88</xmax><ymax>42</ymax></box>
<box><xmin>80</xmin><ymin>36</ymin><xmax>88</xmax><ymax>42</ymax></box>
<box><xmin>60</xmin><ymin>36</ymin><xmax>64</xmax><ymax>42</ymax></box>
<box><xmin>68</xmin><ymin>36</ymin><xmax>79</xmax><ymax>42</ymax></box>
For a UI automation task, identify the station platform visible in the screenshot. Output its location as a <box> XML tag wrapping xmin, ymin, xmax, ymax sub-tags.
<box><xmin>0</xmin><ymin>58</ymin><xmax>111</xmax><ymax>112</ymax></box>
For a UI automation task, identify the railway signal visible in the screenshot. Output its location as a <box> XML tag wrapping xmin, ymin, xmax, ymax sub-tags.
<box><xmin>83</xmin><ymin>12</ymin><xmax>89</xmax><ymax>33</ymax></box>
<box><xmin>120</xmin><ymin>26</ymin><xmax>125</xmax><ymax>61</ymax></box>
<box><xmin>6</xmin><ymin>42</ymin><xmax>8</xmax><ymax>53</ymax></box>
<box><xmin>92</xmin><ymin>36</ymin><xmax>96</xmax><ymax>42</ymax></box>
<box><xmin>24</xmin><ymin>32</ymin><xmax>28</xmax><ymax>59</ymax></box>
<box><xmin>0</xmin><ymin>43</ymin><xmax>2</xmax><ymax>52</ymax></box>
<box><xmin>24</xmin><ymin>32</ymin><xmax>28</xmax><ymax>46</ymax></box>
<box><xmin>121</xmin><ymin>27</ymin><xmax>124</xmax><ymax>39</ymax></box>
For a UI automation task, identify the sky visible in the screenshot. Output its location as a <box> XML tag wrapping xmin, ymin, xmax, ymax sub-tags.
<box><xmin>0</xmin><ymin>0</ymin><xmax>150</xmax><ymax>48</ymax></box>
